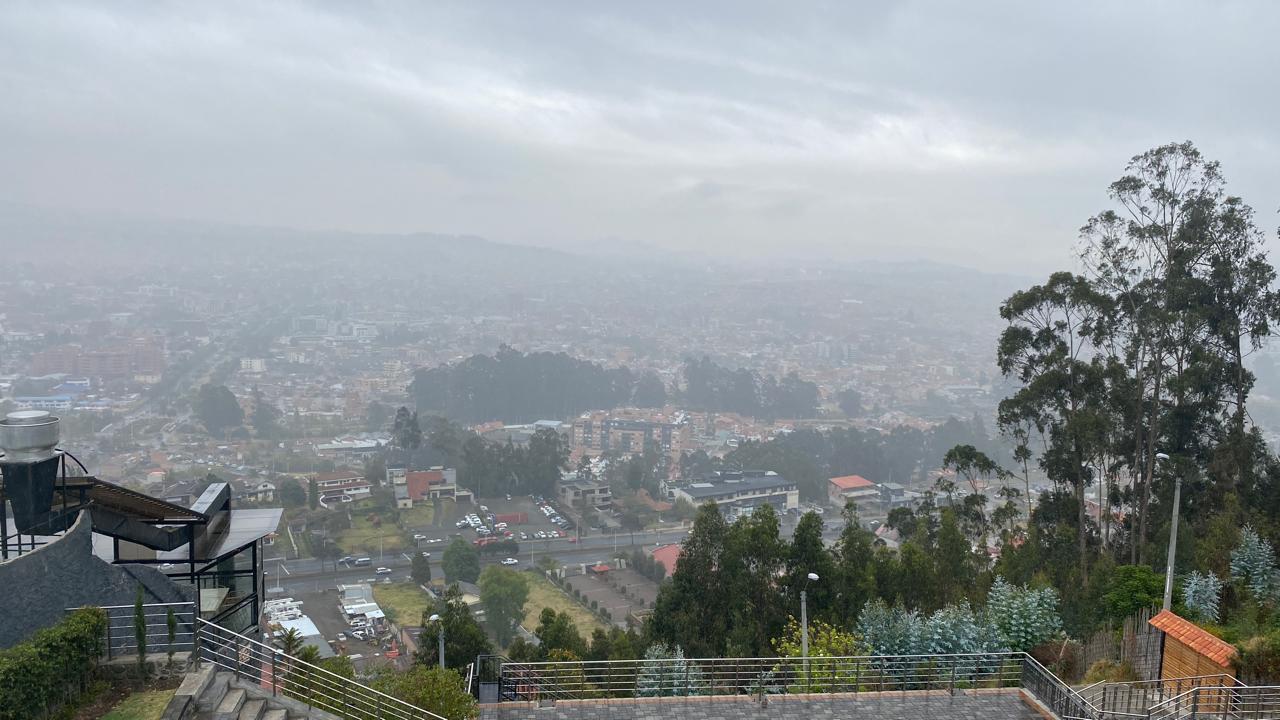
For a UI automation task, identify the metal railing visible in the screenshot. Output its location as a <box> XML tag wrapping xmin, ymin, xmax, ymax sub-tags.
<box><xmin>195</xmin><ymin>618</ymin><xmax>448</xmax><ymax>720</ymax></box>
<box><xmin>1145</xmin><ymin>684</ymin><xmax>1280</xmax><ymax>719</ymax></box>
<box><xmin>497</xmin><ymin>652</ymin><xmax>1095</xmax><ymax>714</ymax></box>
<box><xmin>1082</xmin><ymin>674</ymin><xmax>1241</xmax><ymax>718</ymax></box>
<box><xmin>68</xmin><ymin>601</ymin><xmax>196</xmax><ymax>661</ymax></box>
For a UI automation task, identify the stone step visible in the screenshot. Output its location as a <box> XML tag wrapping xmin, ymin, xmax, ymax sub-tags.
<box><xmin>197</xmin><ymin>672</ymin><xmax>229</xmax><ymax>713</ymax></box>
<box><xmin>238</xmin><ymin>698</ymin><xmax>266</xmax><ymax>720</ymax></box>
<box><xmin>259</xmin><ymin>710</ymin><xmax>288</xmax><ymax>720</ymax></box>
<box><xmin>213</xmin><ymin>687</ymin><xmax>246</xmax><ymax>720</ymax></box>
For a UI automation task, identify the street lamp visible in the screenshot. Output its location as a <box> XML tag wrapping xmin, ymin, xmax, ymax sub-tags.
<box><xmin>801</xmin><ymin>572</ymin><xmax>819</xmax><ymax>670</ymax></box>
<box><xmin>1154</xmin><ymin>452</ymin><xmax>1181</xmax><ymax>612</ymax></box>
<box><xmin>429</xmin><ymin>614</ymin><xmax>445</xmax><ymax>669</ymax></box>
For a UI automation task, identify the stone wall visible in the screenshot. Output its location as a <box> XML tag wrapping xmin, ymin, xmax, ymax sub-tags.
<box><xmin>0</xmin><ymin>510</ymin><xmax>195</xmax><ymax>649</ymax></box>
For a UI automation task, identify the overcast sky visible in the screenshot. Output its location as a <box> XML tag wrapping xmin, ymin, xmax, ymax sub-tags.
<box><xmin>2</xmin><ymin>1</ymin><xmax>1277</xmax><ymax>272</ymax></box>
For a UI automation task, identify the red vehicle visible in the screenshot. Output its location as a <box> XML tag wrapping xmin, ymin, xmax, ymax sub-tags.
<box><xmin>473</xmin><ymin>537</ymin><xmax>500</xmax><ymax>548</ymax></box>
<box><xmin>568</xmin><ymin>537</ymin><xmax>577</xmax><ymax>544</ymax></box>
<box><xmin>495</xmin><ymin>512</ymin><xmax>528</xmax><ymax>524</ymax></box>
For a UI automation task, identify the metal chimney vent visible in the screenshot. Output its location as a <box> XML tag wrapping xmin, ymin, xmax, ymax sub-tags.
<box><xmin>0</xmin><ymin>411</ymin><xmax>63</xmax><ymax>533</ymax></box>
<box><xmin>0</xmin><ymin>411</ymin><xmax>61</xmax><ymax>463</ymax></box>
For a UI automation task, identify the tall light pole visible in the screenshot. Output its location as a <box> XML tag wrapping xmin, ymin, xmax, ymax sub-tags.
<box><xmin>429</xmin><ymin>613</ymin><xmax>445</xmax><ymax>669</ymax></box>
<box><xmin>1155</xmin><ymin>452</ymin><xmax>1181</xmax><ymax>611</ymax></box>
<box><xmin>801</xmin><ymin>571</ymin><xmax>819</xmax><ymax>675</ymax></box>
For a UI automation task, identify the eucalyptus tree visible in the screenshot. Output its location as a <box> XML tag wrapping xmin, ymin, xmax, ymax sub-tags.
<box><xmin>997</xmin><ymin>271</ymin><xmax>1114</xmax><ymax>582</ymax></box>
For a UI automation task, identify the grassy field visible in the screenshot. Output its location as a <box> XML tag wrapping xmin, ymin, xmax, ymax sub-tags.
<box><xmin>337</xmin><ymin>513</ymin><xmax>406</xmax><ymax>555</ymax></box>
<box><xmin>398</xmin><ymin>503</ymin><xmax>435</xmax><ymax>528</ymax></box>
<box><xmin>373</xmin><ymin>581</ymin><xmax>434</xmax><ymax>626</ymax></box>
<box><xmin>101</xmin><ymin>689</ymin><xmax>175</xmax><ymax>720</ymax></box>
<box><xmin>523</xmin><ymin>574</ymin><xmax>608</xmax><ymax>636</ymax></box>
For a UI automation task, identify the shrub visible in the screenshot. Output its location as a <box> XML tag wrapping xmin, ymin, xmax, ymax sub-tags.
<box><xmin>590</xmin><ymin>600</ymin><xmax>598</xmax><ymax>610</ymax></box>
<box><xmin>1030</xmin><ymin>639</ymin><xmax>1083</xmax><ymax>683</ymax></box>
<box><xmin>0</xmin><ymin>607</ymin><xmax>107</xmax><ymax>720</ymax></box>
<box><xmin>1082</xmin><ymin>659</ymin><xmax>1137</xmax><ymax>684</ymax></box>
<box><xmin>1235</xmin><ymin>631</ymin><xmax>1280</xmax><ymax>685</ymax></box>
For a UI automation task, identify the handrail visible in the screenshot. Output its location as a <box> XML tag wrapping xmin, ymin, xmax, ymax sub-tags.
<box><xmin>195</xmin><ymin>617</ymin><xmax>449</xmax><ymax>720</ymax></box>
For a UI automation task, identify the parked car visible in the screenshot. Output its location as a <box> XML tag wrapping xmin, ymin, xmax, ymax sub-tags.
<box><xmin>335</xmin><ymin>632</ymin><xmax>347</xmax><ymax>642</ymax></box>
<box><xmin>501</xmin><ymin>557</ymin><xmax>519</xmax><ymax>565</ymax></box>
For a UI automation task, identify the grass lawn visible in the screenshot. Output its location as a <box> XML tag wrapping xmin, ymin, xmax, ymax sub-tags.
<box><xmin>523</xmin><ymin>574</ymin><xmax>607</xmax><ymax>636</ymax></box>
<box><xmin>373</xmin><ymin>581</ymin><xmax>434</xmax><ymax>626</ymax></box>
<box><xmin>398</xmin><ymin>503</ymin><xmax>435</xmax><ymax>528</ymax></box>
<box><xmin>337</xmin><ymin>513</ymin><xmax>406</xmax><ymax>555</ymax></box>
<box><xmin>100</xmin><ymin>689</ymin><xmax>175</xmax><ymax>720</ymax></box>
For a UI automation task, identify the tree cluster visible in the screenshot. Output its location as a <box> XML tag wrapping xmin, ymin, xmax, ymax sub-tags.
<box><xmin>991</xmin><ymin>143</ymin><xmax>1280</xmax><ymax>638</ymax></box>
<box><xmin>682</xmin><ymin>356</ymin><xmax>819</xmax><ymax>419</ymax></box>
<box><xmin>691</xmin><ymin>415</ymin><xmax>998</xmax><ymax>502</ymax></box>
<box><xmin>410</xmin><ymin>345</ymin><xmax>666</xmax><ymax>423</ymax></box>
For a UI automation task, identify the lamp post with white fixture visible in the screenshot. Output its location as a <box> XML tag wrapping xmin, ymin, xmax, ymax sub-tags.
<box><xmin>1154</xmin><ymin>452</ymin><xmax>1181</xmax><ymax>611</ymax></box>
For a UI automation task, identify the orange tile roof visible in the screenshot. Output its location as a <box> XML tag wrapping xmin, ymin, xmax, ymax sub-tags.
<box><xmin>1149</xmin><ymin>610</ymin><xmax>1236</xmax><ymax>668</ymax></box>
<box><xmin>829</xmin><ymin>475</ymin><xmax>875</xmax><ymax>490</ymax></box>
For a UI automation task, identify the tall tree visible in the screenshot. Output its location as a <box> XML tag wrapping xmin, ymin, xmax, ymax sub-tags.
<box><xmin>418</xmin><ymin>585</ymin><xmax>491</xmax><ymax>670</ymax></box>
<box><xmin>478</xmin><ymin>566</ymin><xmax>529</xmax><ymax>647</ymax></box>
<box><xmin>195</xmin><ymin>383</ymin><xmax>243</xmax><ymax>437</ymax></box>
<box><xmin>442</xmin><ymin>537</ymin><xmax>481</xmax><ymax>584</ymax></box>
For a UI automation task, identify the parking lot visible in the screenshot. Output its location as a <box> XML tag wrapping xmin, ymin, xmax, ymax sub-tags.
<box><xmin>562</xmin><ymin>567</ymin><xmax>653</xmax><ymax>626</ymax></box>
<box><xmin>449</xmin><ymin>496</ymin><xmax>579</xmax><ymax>560</ymax></box>
<box><xmin>279</xmin><ymin>586</ymin><xmax>400</xmax><ymax>671</ymax></box>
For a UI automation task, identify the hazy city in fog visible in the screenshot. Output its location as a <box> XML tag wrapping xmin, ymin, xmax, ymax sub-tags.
<box><xmin>2</xmin><ymin>4</ymin><xmax>1280</xmax><ymax>720</ymax></box>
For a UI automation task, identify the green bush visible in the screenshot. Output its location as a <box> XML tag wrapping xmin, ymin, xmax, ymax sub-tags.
<box><xmin>1235</xmin><ymin>631</ymin><xmax>1280</xmax><ymax>685</ymax></box>
<box><xmin>1082</xmin><ymin>659</ymin><xmax>1137</xmax><ymax>684</ymax></box>
<box><xmin>0</xmin><ymin>607</ymin><xmax>107</xmax><ymax>720</ymax></box>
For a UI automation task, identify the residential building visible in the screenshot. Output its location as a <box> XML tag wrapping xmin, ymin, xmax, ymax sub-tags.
<box><xmin>387</xmin><ymin>466</ymin><xmax>458</xmax><ymax>508</ymax></box>
<box><xmin>558</xmin><ymin>473</ymin><xmax>613</xmax><ymax>510</ymax></box>
<box><xmin>311</xmin><ymin>470</ymin><xmax>370</xmax><ymax>503</ymax></box>
<box><xmin>672</xmin><ymin>470</ymin><xmax>799</xmax><ymax>519</ymax></box>
<box><xmin>828</xmin><ymin>474</ymin><xmax>879</xmax><ymax>507</ymax></box>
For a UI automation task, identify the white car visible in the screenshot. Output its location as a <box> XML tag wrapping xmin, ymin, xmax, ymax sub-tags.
<box><xmin>335</xmin><ymin>632</ymin><xmax>347</xmax><ymax>642</ymax></box>
<box><xmin>501</xmin><ymin>557</ymin><xmax>519</xmax><ymax>565</ymax></box>
<box><xmin>375</xmin><ymin>567</ymin><xmax>392</xmax><ymax>575</ymax></box>
<box><xmin>421</xmin><ymin>552</ymin><xmax>431</xmax><ymax>558</ymax></box>
<box><xmin>413</xmin><ymin>534</ymin><xmax>427</xmax><ymax>541</ymax></box>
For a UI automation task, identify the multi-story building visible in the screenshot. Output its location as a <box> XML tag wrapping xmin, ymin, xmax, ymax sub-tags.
<box><xmin>828</xmin><ymin>474</ymin><xmax>879</xmax><ymax>508</ymax></box>
<box><xmin>558</xmin><ymin>473</ymin><xmax>613</xmax><ymax>510</ymax></box>
<box><xmin>673</xmin><ymin>470</ymin><xmax>799</xmax><ymax>519</ymax></box>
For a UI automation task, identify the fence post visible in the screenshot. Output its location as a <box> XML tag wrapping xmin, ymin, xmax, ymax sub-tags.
<box><xmin>271</xmin><ymin>651</ymin><xmax>278</xmax><ymax>697</ymax></box>
<box><xmin>1189</xmin><ymin>687</ymin><xmax>1199</xmax><ymax>720</ymax></box>
<box><xmin>104</xmin><ymin>613</ymin><xmax>112</xmax><ymax>661</ymax></box>
<box><xmin>949</xmin><ymin>661</ymin><xmax>956</xmax><ymax>696</ymax></box>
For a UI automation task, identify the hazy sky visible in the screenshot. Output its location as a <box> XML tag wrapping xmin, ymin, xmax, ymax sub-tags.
<box><xmin>2</xmin><ymin>1</ymin><xmax>1277</xmax><ymax>271</ymax></box>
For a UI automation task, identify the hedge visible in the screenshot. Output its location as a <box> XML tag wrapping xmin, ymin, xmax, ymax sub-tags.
<box><xmin>0</xmin><ymin>607</ymin><xmax>107</xmax><ymax>720</ymax></box>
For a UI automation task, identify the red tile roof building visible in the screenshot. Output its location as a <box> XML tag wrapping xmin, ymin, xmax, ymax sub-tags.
<box><xmin>1149</xmin><ymin>609</ymin><xmax>1237</xmax><ymax>678</ymax></box>
<box><xmin>649</xmin><ymin>544</ymin><xmax>683</xmax><ymax>578</ymax></box>
<box><xmin>828</xmin><ymin>474</ymin><xmax>879</xmax><ymax>507</ymax></box>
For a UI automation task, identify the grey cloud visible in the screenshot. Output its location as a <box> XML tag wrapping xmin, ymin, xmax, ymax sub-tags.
<box><xmin>0</xmin><ymin>1</ymin><xmax>1276</xmax><ymax>271</ymax></box>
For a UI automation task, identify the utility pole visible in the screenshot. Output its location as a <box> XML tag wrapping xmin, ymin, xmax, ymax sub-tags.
<box><xmin>1155</xmin><ymin>453</ymin><xmax>1181</xmax><ymax>611</ymax></box>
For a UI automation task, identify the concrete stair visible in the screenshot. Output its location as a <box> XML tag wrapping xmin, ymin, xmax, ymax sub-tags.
<box><xmin>238</xmin><ymin>698</ymin><xmax>266</xmax><ymax>720</ymax></box>
<box><xmin>164</xmin><ymin>665</ymin><xmax>340</xmax><ymax>720</ymax></box>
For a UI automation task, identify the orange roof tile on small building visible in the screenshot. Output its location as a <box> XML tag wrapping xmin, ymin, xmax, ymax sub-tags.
<box><xmin>829</xmin><ymin>475</ymin><xmax>875</xmax><ymax>490</ymax></box>
<box><xmin>649</xmin><ymin>544</ymin><xmax>683</xmax><ymax>578</ymax></box>
<box><xmin>1149</xmin><ymin>610</ymin><xmax>1237</xmax><ymax>668</ymax></box>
